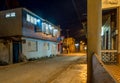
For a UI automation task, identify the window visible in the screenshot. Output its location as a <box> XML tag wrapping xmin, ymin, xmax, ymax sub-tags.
<box><xmin>11</xmin><ymin>12</ymin><xmax>16</xmax><ymax>17</ymax></box>
<box><xmin>26</xmin><ymin>14</ymin><xmax>38</xmax><ymax>25</ymax></box>
<box><xmin>27</xmin><ymin>14</ymin><xmax>31</xmax><ymax>22</ymax></box>
<box><xmin>46</xmin><ymin>24</ymin><xmax>49</xmax><ymax>34</ymax></box>
<box><xmin>5</xmin><ymin>12</ymin><xmax>16</xmax><ymax>18</ymax></box>
<box><xmin>30</xmin><ymin>16</ymin><xmax>34</xmax><ymax>24</ymax></box>
<box><xmin>27</xmin><ymin>41</ymin><xmax>38</xmax><ymax>52</ymax></box>
<box><xmin>5</xmin><ymin>13</ymin><xmax>10</xmax><ymax>18</ymax></box>
<box><xmin>33</xmin><ymin>18</ymin><xmax>37</xmax><ymax>25</ymax></box>
<box><xmin>49</xmin><ymin>25</ymin><xmax>54</xmax><ymax>34</ymax></box>
<box><xmin>53</xmin><ymin>29</ymin><xmax>58</xmax><ymax>37</ymax></box>
<box><xmin>42</xmin><ymin>22</ymin><xmax>46</xmax><ymax>33</ymax></box>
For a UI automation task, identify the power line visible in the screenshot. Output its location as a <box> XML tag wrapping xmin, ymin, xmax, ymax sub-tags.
<box><xmin>72</xmin><ymin>0</ymin><xmax>81</xmax><ymax>24</ymax></box>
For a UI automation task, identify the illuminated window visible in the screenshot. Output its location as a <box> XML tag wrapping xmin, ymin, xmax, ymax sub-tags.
<box><xmin>49</xmin><ymin>25</ymin><xmax>52</xmax><ymax>30</ymax></box>
<box><xmin>42</xmin><ymin>22</ymin><xmax>46</xmax><ymax>33</ymax></box>
<box><xmin>5</xmin><ymin>13</ymin><xmax>10</xmax><ymax>18</ymax></box>
<box><xmin>33</xmin><ymin>18</ymin><xmax>37</xmax><ymax>25</ymax></box>
<box><xmin>37</xmin><ymin>19</ymin><xmax>40</xmax><ymax>23</ymax></box>
<box><xmin>53</xmin><ymin>29</ymin><xmax>58</xmax><ymax>36</ymax></box>
<box><xmin>5</xmin><ymin>12</ymin><xmax>16</xmax><ymax>18</ymax></box>
<box><xmin>27</xmin><ymin>14</ymin><xmax>31</xmax><ymax>22</ymax></box>
<box><xmin>30</xmin><ymin>16</ymin><xmax>34</xmax><ymax>24</ymax></box>
<box><xmin>49</xmin><ymin>25</ymin><xmax>53</xmax><ymax>34</ymax></box>
<box><xmin>26</xmin><ymin>14</ymin><xmax>38</xmax><ymax>25</ymax></box>
<box><xmin>46</xmin><ymin>24</ymin><xmax>49</xmax><ymax>34</ymax></box>
<box><xmin>11</xmin><ymin>12</ymin><xmax>16</xmax><ymax>17</ymax></box>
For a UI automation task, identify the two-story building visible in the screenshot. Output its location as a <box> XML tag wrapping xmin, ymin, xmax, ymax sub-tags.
<box><xmin>0</xmin><ymin>8</ymin><xmax>61</xmax><ymax>64</ymax></box>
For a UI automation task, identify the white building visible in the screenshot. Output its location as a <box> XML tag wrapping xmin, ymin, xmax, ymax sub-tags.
<box><xmin>0</xmin><ymin>8</ymin><xmax>61</xmax><ymax>64</ymax></box>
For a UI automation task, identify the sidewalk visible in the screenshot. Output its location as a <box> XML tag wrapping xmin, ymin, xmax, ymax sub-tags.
<box><xmin>105</xmin><ymin>64</ymin><xmax>120</xmax><ymax>83</ymax></box>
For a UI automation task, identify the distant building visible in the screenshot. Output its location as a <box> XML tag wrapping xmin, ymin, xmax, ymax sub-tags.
<box><xmin>0</xmin><ymin>8</ymin><xmax>61</xmax><ymax>64</ymax></box>
<box><xmin>62</xmin><ymin>37</ymin><xmax>75</xmax><ymax>53</ymax></box>
<box><xmin>80</xmin><ymin>41</ymin><xmax>86</xmax><ymax>52</ymax></box>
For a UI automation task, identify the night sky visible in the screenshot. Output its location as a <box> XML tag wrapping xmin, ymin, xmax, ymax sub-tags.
<box><xmin>0</xmin><ymin>0</ymin><xmax>87</xmax><ymax>42</ymax></box>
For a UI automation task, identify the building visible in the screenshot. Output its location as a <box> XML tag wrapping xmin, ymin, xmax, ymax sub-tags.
<box><xmin>80</xmin><ymin>41</ymin><xmax>86</xmax><ymax>52</ymax></box>
<box><xmin>101</xmin><ymin>0</ymin><xmax>120</xmax><ymax>63</ymax></box>
<box><xmin>0</xmin><ymin>8</ymin><xmax>61</xmax><ymax>64</ymax></box>
<box><xmin>101</xmin><ymin>9</ymin><xmax>118</xmax><ymax>63</ymax></box>
<box><xmin>62</xmin><ymin>37</ymin><xmax>75</xmax><ymax>53</ymax></box>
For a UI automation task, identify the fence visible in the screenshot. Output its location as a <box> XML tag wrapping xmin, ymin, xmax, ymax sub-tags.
<box><xmin>101</xmin><ymin>50</ymin><xmax>118</xmax><ymax>64</ymax></box>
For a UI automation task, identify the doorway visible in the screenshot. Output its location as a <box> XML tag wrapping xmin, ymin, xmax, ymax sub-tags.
<box><xmin>13</xmin><ymin>42</ymin><xmax>21</xmax><ymax>63</ymax></box>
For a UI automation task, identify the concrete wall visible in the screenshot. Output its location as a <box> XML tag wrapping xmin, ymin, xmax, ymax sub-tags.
<box><xmin>0</xmin><ymin>8</ymin><xmax>22</xmax><ymax>37</ymax></box>
<box><xmin>87</xmin><ymin>0</ymin><xmax>102</xmax><ymax>82</ymax></box>
<box><xmin>0</xmin><ymin>42</ymin><xmax>9</xmax><ymax>63</ymax></box>
<box><xmin>92</xmin><ymin>54</ymin><xmax>116</xmax><ymax>83</ymax></box>
<box><xmin>22</xmin><ymin>37</ymin><xmax>59</xmax><ymax>59</ymax></box>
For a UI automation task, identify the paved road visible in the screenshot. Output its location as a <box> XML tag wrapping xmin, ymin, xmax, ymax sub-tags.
<box><xmin>0</xmin><ymin>53</ymin><xmax>87</xmax><ymax>83</ymax></box>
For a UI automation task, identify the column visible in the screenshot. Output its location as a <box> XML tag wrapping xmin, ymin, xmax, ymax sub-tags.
<box><xmin>87</xmin><ymin>0</ymin><xmax>102</xmax><ymax>83</ymax></box>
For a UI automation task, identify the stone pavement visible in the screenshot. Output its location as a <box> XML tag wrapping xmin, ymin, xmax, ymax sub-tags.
<box><xmin>105</xmin><ymin>64</ymin><xmax>120</xmax><ymax>83</ymax></box>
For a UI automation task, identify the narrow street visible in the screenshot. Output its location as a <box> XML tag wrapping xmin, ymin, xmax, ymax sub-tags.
<box><xmin>0</xmin><ymin>53</ymin><xmax>87</xmax><ymax>83</ymax></box>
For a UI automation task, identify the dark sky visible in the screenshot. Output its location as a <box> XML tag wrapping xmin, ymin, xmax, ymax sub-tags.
<box><xmin>0</xmin><ymin>0</ymin><xmax>87</xmax><ymax>41</ymax></box>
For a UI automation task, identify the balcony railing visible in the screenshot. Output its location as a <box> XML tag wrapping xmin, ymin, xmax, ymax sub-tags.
<box><xmin>101</xmin><ymin>50</ymin><xmax>118</xmax><ymax>64</ymax></box>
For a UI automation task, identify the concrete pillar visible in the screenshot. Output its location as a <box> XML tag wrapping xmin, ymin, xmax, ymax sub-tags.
<box><xmin>87</xmin><ymin>0</ymin><xmax>102</xmax><ymax>83</ymax></box>
<box><xmin>9</xmin><ymin>42</ymin><xmax>13</xmax><ymax>64</ymax></box>
<box><xmin>117</xmin><ymin>7</ymin><xmax>120</xmax><ymax>63</ymax></box>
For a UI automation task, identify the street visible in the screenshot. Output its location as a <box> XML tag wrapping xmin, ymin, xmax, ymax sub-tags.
<box><xmin>0</xmin><ymin>53</ymin><xmax>87</xmax><ymax>83</ymax></box>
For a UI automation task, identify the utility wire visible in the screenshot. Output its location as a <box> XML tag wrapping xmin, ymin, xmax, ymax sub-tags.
<box><xmin>72</xmin><ymin>0</ymin><xmax>81</xmax><ymax>24</ymax></box>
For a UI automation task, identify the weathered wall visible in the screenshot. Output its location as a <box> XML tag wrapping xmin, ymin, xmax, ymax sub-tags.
<box><xmin>0</xmin><ymin>8</ymin><xmax>22</xmax><ymax>37</ymax></box>
<box><xmin>22</xmin><ymin>37</ymin><xmax>59</xmax><ymax>59</ymax></box>
<box><xmin>0</xmin><ymin>42</ymin><xmax>10</xmax><ymax>63</ymax></box>
<box><xmin>92</xmin><ymin>55</ymin><xmax>116</xmax><ymax>83</ymax></box>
